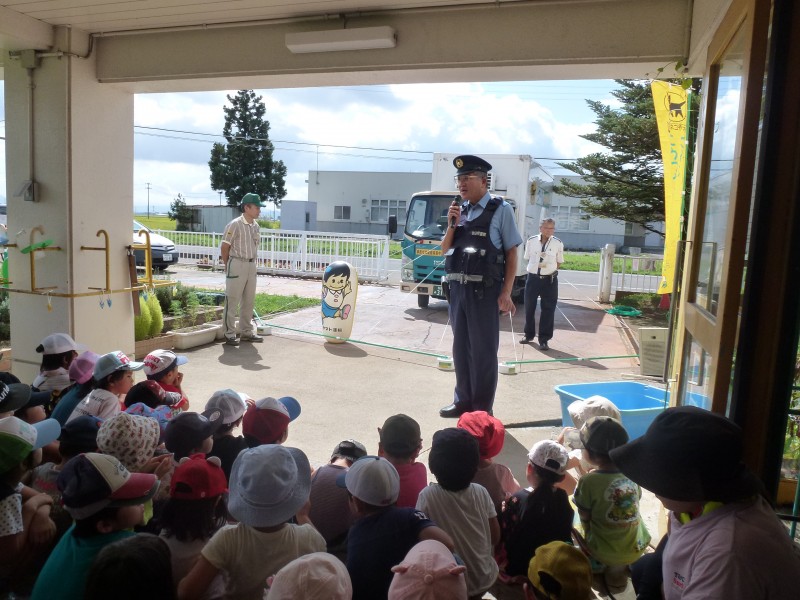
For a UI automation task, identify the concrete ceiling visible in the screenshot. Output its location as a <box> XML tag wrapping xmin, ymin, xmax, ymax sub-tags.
<box><xmin>0</xmin><ymin>0</ymin><xmax>713</xmax><ymax>92</ymax></box>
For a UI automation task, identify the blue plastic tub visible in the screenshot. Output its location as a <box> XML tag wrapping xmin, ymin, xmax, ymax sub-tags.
<box><xmin>555</xmin><ymin>381</ymin><xmax>669</xmax><ymax>440</ymax></box>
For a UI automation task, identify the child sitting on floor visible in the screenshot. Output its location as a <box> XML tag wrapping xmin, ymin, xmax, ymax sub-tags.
<box><xmin>67</xmin><ymin>351</ymin><xmax>145</xmax><ymax>422</ymax></box>
<box><xmin>31</xmin><ymin>453</ymin><xmax>160</xmax><ymax>600</ymax></box>
<box><xmin>0</xmin><ymin>416</ymin><xmax>61</xmax><ymax>595</ymax></box>
<box><xmin>495</xmin><ymin>440</ymin><xmax>574</xmax><ymax>585</ymax></box>
<box><xmin>178</xmin><ymin>445</ymin><xmax>325</xmax><ymax>600</ymax></box>
<box><xmin>378</xmin><ymin>414</ymin><xmax>427</xmax><ymax>508</ymax></box>
<box><xmin>573</xmin><ymin>416</ymin><xmax>650</xmax><ymax>589</ymax></box>
<box><xmin>457</xmin><ymin>410</ymin><xmax>520</xmax><ymax>514</ymax></box>
<box><xmin>416</xmin><ymin>428</ymin><xmax>499</xmax><ymax>599</ymax></box>
<box><xmin>338</xmin><ymin>455</ymin><xmax>454</xmax><ymax>600</ymax></box>
<box><xmin>160</xmin><ymin>454</ymin><xmax>228</xmax><ymax>598</ymax></box>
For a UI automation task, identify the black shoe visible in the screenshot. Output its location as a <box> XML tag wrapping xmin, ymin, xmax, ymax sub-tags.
<box><xmin>539</xmin><ymin>341</ymin><xmax>550</xmax><ymax>351</ymax></box>
<box><xmin>519</xmin><ymin>337</ymin><xmax>533</xmax><ymax>345</ymax></box>
<box><xmin>224</xmin><ymin>337</ymin><xmax>240</xmax><ymax>346</ymax></box>
<box><xmin>439</xmin><ymin>403</ymin><xmax>466</xmax><ymax>418</ymax></box>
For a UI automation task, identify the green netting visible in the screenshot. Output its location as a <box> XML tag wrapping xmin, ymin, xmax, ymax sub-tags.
<box><xmin>606</xmin><ymin>305</ymin><xmax>642</xmax><ymax>317</ymax></box>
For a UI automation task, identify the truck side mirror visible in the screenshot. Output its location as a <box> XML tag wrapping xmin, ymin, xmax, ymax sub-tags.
<box><xmin>388</xmin><ymin>215</ymin><xmax>398</xmax><ymax>235</ymax></box>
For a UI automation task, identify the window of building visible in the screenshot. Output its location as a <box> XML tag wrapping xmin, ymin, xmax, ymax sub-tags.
<box><xmin>625</xmin><ymin>222</ymin><xmax>634</xmax><ymax>235</ymax></box>
<box><xmin>334</xmin><ymin>205</ymin><xmax>351</xmax><ymax>220</ymax></box>
<box><xmin>551</xmin><ymin>205</ymin><xmax>589</xmax><ymax>231</ymax></box>
<box><xmin>370</xmin><ymin>199</ymin><xmax>406</xmax><ymax>223</ymax></box>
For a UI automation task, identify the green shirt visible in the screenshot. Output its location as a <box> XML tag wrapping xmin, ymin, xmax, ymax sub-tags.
<box><xmin>573</xmin><ymin>470</ymin><xmax>650</xmax><ymax>566</ymax></box>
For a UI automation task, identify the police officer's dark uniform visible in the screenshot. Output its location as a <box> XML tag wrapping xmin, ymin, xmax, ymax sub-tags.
<box><xmin>520</xmin><ymin>220</ymin><xmax>564</xmax><ymax>350</ymax></box>
<box><xmin>439</xmin><ymin>155</ymin><xmax>522</xmax><ymax>418</ymax></box>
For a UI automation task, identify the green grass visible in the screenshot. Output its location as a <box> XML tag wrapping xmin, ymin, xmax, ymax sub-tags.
<box><xmin>254</xmin><ymin>293</ymin><xmax>319</xmax><ymax>315</ymax></box>
<box><xmin>561</xmin><ymin>252</ymin><xmax>601</xmax><ymax>271</ymax></box>
<box><xmin>135</xmin><ymin>215</ymin><xmax>176</xmax><ymax>231</ymax></box>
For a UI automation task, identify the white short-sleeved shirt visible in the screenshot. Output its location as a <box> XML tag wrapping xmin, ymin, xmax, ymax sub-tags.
<box><xmin>416</xmin><ymin>482</ymin><xmax>499</xmax><ymax>596</ymax></box>
<box><xmin>524</xmin><ymin>234</ymin><xmax>564</xmax><ymax>275</ymax></box>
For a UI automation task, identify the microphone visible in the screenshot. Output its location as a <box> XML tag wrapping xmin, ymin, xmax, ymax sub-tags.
<box><xmin>449</xmin><ymin>196</ymin><xmax>461</xmax><ymax>229</ymax></box>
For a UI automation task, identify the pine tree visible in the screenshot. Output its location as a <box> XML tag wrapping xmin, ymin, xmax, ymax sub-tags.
<box><xmin>209</xmin><ymin>90</ymin><xmax>288</xmax><ymax>208</ymax></box>
<box><xmin>554</xmin><ymin>79</ymin><xmax>698</xmax><ymax>237</ymax></box>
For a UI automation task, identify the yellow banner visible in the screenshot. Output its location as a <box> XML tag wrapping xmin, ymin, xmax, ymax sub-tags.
<box><xmin>651</xmin><ymin>81</ymin><xmax>688</xmax><ymax>295</ymax></box>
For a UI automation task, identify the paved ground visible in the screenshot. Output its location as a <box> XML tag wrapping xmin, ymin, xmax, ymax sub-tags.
<box><xmin>169</xmin><ymin>265</ymin><xmax>661</xmax><ymax>597</ymax></box>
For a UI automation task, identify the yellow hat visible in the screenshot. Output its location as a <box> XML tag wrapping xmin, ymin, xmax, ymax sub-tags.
<box><xmin>528</xmin><ymin>542</ymin><xmax>592</xmax><ymax>600</ymax></box>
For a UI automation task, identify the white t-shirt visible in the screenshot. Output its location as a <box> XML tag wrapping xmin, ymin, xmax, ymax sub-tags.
<box><xmin>416</xmin><ymin>483</ymin><xmax>499</xmax><ymax>596</ymax></box>
<box><xmin>32</xmin><ymin>367</ymin><xmax>71</xmax><ymax>393</ymax></box>
<box><xmin>201</xmin><ymin>522</ymin><xmax>326</xmax><ymax>600</ymax></box>
<box><xmin>160</xmin><ymin>533</ymin><xmax>226</xmax><ymax>600</ymax></box>
<box><xmin>66</xmin><ymin>388</ymin><xmax>120</xmax><ymax>422</ymax></box>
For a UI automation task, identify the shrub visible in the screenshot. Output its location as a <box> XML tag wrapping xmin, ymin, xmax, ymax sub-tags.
<box><xmin>134</xmin><ymin>296</ymin><xmax>153</xmax><ymax>341</ymax></box>
<box><xmin>146</xmin><ymin>293</ymin><xmax>163</xmax><ymax>337</ymax></box>
<box><xmin>0</xmin><ymin>291</ymin><xmax>9</xmax><ymax>341</ymax></box>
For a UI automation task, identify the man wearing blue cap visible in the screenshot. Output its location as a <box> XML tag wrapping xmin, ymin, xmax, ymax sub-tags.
<box><xmin>220</xmin><ymin>193</ymin><xmax>266</xmax><ymax>346</ymax></box>
<box><xmin>439</xmin><ymin>155</ymin><xmax>522</xmax><ymax>418</ymax></box>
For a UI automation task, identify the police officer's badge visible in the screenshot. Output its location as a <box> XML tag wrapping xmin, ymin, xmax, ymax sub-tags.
<box><xmin>455</xmin><ymin>158</ymin><xmax>464</xmax><ymax>169</ymax></box>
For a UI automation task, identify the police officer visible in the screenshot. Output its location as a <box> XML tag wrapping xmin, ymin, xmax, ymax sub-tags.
<box><xmin>220</xmin><ymin>193</ymin><xmax>265</xmax><ymax>346</ymax></box>
<box><xmin>439</xmin><ymin>155</ymin><xmax>523</xmax><ymax>418</ymax></box>
<box><xmin>520</xmin><ymin>218</ymin><xmax>563</xmax><ymax>350</ymax></box>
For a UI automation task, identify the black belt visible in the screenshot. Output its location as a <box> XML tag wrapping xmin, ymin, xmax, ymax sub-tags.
<box><xmin>232</xmin><ymin>257</ymin><xmax>255</xmax><ymax>262</ymax></box>
<box><xmin>532</xmin><ymin>271</ymin><xmax>557</xmax><ymax>278</ymax></box>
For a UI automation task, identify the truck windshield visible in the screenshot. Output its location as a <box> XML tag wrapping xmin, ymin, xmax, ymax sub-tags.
<box><xmin>405</xmin><ymin>195</ymin><xmax>458</xmax><ymax>240</ymax></box>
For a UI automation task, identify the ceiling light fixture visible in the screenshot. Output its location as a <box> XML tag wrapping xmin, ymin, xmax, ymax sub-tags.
<box><xmin>285</xmin><ymin>26</ymin><xmax>397</xmax><ymax>54</ymax></box>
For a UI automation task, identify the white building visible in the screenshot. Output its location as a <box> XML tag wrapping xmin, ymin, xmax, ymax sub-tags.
<box><xmin>305</xmin><ymin>170</ymin><xmax>430</xmax><ymax>238</ymax></box>
<box><xmin>302</xmin><ymin>169</ymin><xmax>665</xmax><ymax>252</ymax></box>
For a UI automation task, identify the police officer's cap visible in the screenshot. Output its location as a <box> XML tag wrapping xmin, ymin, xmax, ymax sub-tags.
<box><xmin>453</xmin><ymin>155</ymin><xmax>492</xmax><ymax>175</ymax></box>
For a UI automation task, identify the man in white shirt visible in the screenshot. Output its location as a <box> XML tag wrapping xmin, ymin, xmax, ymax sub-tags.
<box><xmin>220</xmin><ymin>193</ymin><xmax>265</xmax><ymax>346</ymax></box>
<box><xmin>520</xmin><ymin>218</ymin><xmax>564</xmax><ymax>351</ymax></box>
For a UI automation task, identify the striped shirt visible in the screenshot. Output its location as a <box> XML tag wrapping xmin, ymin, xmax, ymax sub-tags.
<box><xmin>222</xmin><ymin>215</ymin><xmax>260</xmax><ymax>260</ymax></box>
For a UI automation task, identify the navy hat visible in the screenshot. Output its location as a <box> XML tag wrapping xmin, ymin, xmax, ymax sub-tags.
<box><xmin>610</xmin><ymin>406</ymin><xmax>762</xmax><ymax>502</ymax></box>
<box><xmin>453</xmin><ymin>155</ymin><xmax>492</xmax><ymax>175</ymax></box>
<box><xmin>164</xmin><ymin>410</ymin><xmax>224</xmax><ymax>460</ymax></box>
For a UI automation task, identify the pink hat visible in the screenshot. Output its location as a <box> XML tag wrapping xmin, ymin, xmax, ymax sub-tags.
<box><xmin>267</xmin><ymin>553</ymin><xmax>352</xmax><ymax>600</ymax></box>
<box><xmin>68</xmin><ymin>351</ymin><xmax>100</xmax><ymax>385</ymax></box>
<box><xmin>388</xmin><ymin>540</ymin><xmax>467</xmax><ymax>599</ymax></box>
<box><xmin>457</xmin><ymin>410</ymin><xmax>505</xmax><ymax>459</ymax></box>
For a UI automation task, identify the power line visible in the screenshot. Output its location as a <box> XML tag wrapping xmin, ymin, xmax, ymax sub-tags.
<box><xmin>133</xmin><ymin>127</ymin><xmax>580</xmax><ymax>162</ymax></box>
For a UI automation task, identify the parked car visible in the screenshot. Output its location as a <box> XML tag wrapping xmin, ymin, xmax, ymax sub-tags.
<box><xmin>133</xmin><ymin>220</ymin><xmax>177</xmax><ymax>270</ymax></box>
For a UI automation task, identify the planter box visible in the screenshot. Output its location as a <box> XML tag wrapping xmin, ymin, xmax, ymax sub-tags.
<box><xmin>133</xmin><ymin>334</ymin><xmax>175</xmax><ymax>359</ymax></box>
<box><xmin>170</xmin><ymin>323</ymin><xmax>222</xmax><ymax>350</ymax></box>
<box><xmin>0</xmin><ymin>348</ymin><xmax>11</xmax><ymax>372</ymax></box>
<box><xmin>162</xmin><ymin>306</ymin><xmax>224</xmax><ymax>333</ymax></box>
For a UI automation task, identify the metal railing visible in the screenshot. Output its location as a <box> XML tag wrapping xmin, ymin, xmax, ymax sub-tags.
<box><xmin>156</xmin><ymin>229</ymin><xmax>392</xmax><ymax>282</ymax></box>
<box><xmin>598</xmin><ymin>244</ymin><xmax>664</xmax><ymax>301</ymax></box>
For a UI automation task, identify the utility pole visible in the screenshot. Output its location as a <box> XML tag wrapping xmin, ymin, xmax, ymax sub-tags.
<box><xmin>146</xmin><ymin>183</ymin><xmax>152</xmax><ymax>218</ymax></box>
<box><xmin>218</xmin><ymin>191</ymin><xmax>222</xmax><ymax>206</ymax></box>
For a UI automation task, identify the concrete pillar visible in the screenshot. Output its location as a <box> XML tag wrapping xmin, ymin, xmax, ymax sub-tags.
<box><xmin>4</xmin><ymin>50</ymin><xmax>135</xmax><ymax>382</ymax></box>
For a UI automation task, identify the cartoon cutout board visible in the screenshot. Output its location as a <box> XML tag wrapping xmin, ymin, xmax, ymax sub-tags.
<box><xmin>321</xmin><ymin>261</ymin><xmax>358</xmax><ymax>343</ymax></box>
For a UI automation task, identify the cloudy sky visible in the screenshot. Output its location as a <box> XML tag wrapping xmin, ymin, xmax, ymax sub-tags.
<box><xmin>1</xmin><ymin>79</ymin><xmax>616</xmax><ymax>213</ymax></box>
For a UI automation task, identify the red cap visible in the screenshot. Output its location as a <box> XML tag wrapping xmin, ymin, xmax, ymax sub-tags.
<box><xmin>170</xmin><ymin>454</ymin><xmax>228</xmax><ymax>500</ymax></box>
<box><xmin>457</xmin><ymin>411</ymin><xmax>506</xmax><ymax>459</ymax></box>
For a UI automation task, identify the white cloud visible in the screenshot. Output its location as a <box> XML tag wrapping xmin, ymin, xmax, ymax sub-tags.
<box><xmin>2</xmin><ymin>80</ymin><xmax>615</xmax><ymax>210</ymax></box>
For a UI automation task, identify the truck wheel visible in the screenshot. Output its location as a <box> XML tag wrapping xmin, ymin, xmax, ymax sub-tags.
<box><xmin>417</xmin><ymin>294</ymin><xmax>430</xmax><ymax>308</ymax></box>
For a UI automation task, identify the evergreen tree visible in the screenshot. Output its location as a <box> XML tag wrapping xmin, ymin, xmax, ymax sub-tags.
<box><xmin>554</xmin><ymin>79</ymin><xmax>698</xmax><ymax>237</ymax></box>
<box><xmin>168</xmin><ymin>193</ymin><xmax>193</xmax><ymax>230</ymax></box>
<box><xmin>209</xmin><ymin>90</ymin><xmax>288</xmax><ymax>208</ymax></box>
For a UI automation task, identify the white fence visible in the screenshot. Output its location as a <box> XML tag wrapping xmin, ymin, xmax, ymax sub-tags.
<box><xmin>598</xmin><ymin>244</ymin><xmax>664</xmax><ymax>301</ymax></box>
<box><xmin>158</xmin><ymin>229</ymin><xmax>392</xmax><ymax>283</ymax></box>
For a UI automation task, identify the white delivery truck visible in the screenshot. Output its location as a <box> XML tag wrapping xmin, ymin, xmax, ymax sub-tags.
<box><xmin>400</xmin><ymin>153</ymin><xmax>541</xmax><ymax>307</ymax></box>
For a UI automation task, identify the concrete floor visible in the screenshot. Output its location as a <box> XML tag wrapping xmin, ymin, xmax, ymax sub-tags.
<box><xmin>168</xmin><ymin>265</ymin><xmax>663</xmax><ymax>599</ymax></box>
